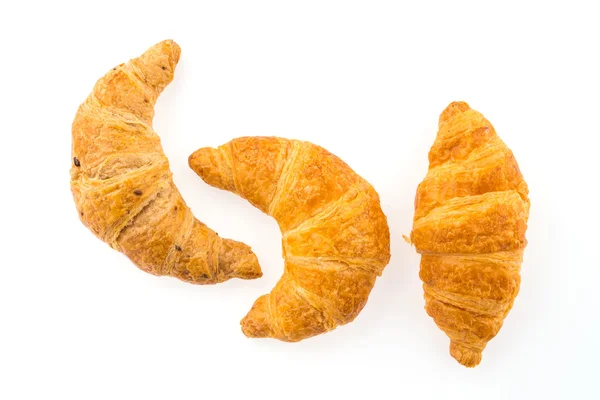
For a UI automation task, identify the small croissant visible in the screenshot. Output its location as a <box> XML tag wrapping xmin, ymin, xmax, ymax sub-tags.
<box><xmin>410</xmin><ymin>102</ymin><xmax>530</xmax><ymax>367</ymax></box>
<box><xmin>70</xmin><ymin>40</ymin><xmax>261</xmax><ymax>284</ymax></box>
<box><xmin>189</xmin><ymin>137</ymin><xmax>391</xmax><ymax>341</ymax></box>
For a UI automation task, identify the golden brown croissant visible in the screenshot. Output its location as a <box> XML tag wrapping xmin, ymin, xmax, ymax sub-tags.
<box><xmin>189</xmin><ymin>137</ymin><xmax>391</xmax><ymax>341</ymax></box>
<box><xmin>410</xmin><ymin>101</ymin><xmax>530</xmax><ymax>367</ymax></box>
<box><xmin>70</xmin><ymin>40</ymin><xmax>261</xmax><ymax>284</ymax></box>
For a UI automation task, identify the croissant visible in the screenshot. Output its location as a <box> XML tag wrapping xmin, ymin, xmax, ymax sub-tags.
<box><xmin>410</xmin><ymin>101</ymin><xmax>530</xmax><ymax>367</ymax></box>
<box><xmin>189</xmin><ymin>137</ymin><xmax>391</xmax><ymax>341</ymax></box>
<box><xmin>70</xmin><ymin>40</ymin><xmax>261</xmax><ymax>284</ymax></box>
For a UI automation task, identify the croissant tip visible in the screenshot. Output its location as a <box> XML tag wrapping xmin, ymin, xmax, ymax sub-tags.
<box><xmin>158</xmin><ymin>39</ymin><xmax>181</xmax><ymax>61</ymax></box>
<box><xmin>188</xmin><ymin>148</ymin><xmax>204</xmax><ymax>165</ymax></box>
<box><xmin>240</xmin><ymin>295</ymin><xmax>273</xmax><ymax>339</ymax></box>
<box><xmin>230</xmin><ymin>248</ymin><xmax>263</xmax><ymax>280</ymax></box>
<box><xmin>241</xmin><ymin>319</ymin><xmax>267</xmax><ymax>339</ymax></box>
<box><xmin>450</xmin><ymin>342</ymin><xmax>482</xmax><ymax>368</ymax></box>
<box><xmin>439</xmin><ymin>101</ymin><xmax>471</xmax><ymax>124</ymax></box>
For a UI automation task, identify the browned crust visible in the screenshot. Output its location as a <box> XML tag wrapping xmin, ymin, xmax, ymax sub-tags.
<box><xmin>71</xmin><ymin>40</ymin><xmax>261</xmax><ymax>284</ymax></box>
<box><xmin>411</xmin><ymin>101</ymin><xmax>530</xmax><ymax>367</ymax></box>
<box><xmin>189</xmin><ymin>137</ymin><xmax>391</xmax><ymax>341</ymax></box>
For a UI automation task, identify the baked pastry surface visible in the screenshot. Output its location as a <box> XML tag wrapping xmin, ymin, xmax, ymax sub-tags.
<box><xmin>411</xmin><ymin>101</ymin><xmax>530</xmax><ymax>367</ymax></box>
<box><xmin>71</xmin><ymin>40</ymin><xmax>261</xmax><ymax>284</ymax></box>
<box><xmin>190</xmin><ymin>137</ymin><xmax>391</xmax><ymax>341</ymax></box>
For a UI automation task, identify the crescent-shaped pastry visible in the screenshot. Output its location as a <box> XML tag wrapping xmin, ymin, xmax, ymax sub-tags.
<box><xmin>189</xmin><ymin>137</ymin><xmax>391</xmax><ymax>341</ymax></box>
<box><xmin>70</xmin><ymin>40</ymin><xmax>261</xmax><ymax>284</ymax></box>
<box><xmin>410</xmin><ymin>101</ymin><xmax>530</xmax><ymax>367</ymax></box>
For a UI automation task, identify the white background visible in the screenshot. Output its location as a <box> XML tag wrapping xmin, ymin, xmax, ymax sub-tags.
<box><xmin>1</xmin><ymin>1</ymin><xmax>598</xmax><ymax>399</ymax></box>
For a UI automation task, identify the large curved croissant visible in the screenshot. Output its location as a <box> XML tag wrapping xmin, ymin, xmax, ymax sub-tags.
<box><xmin>410</xmin><ymin>102</ymin><xmax>530</xmax><ymax>367</ymax></box>
<box><xmin>70</xmin><ymin>40</ymin><xmax>261</xmax><ymax>284</ymax></box>
<box><xmin>189</xmin><ymin>137</ymin><xmax>391</xmax><ymax>341</ymax></box>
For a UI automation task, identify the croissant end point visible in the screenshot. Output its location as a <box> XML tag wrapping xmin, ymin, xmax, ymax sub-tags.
<box><xmin>439</xmin><ymin>101</ymin><xmax>471</xmax><ymax>125</ymax></box>
<box><xmin>158</xmin><ymin>39</ymin><xmax>181</xmax><ymax>64</ymax></box>
<box><xmin>240</xmin><ymin>295</ymin><xmax>273</xmax><ymax>339</ymax></box>
<box><xmin>188</xmin><ymin>147</ymin><xmax>235</xmax><ymax>191</ymax></box>
<box><xmin>219</xmin><ymin>239</ymin><xmax>262</xmax><ymax>280</ymax></box>
<box><xmin>450</xmin><ymin>342</ymin><xmax>482</xmax><ymax>368</ymax></box>
<box><xmin>230</xmin><ymin>251</ymin><xmax>263</xmax><ymax>280</ymax></box>
<box><xmin>188</xmin><ymin>148</ymin><xmax>208</xmax><ymax>168</ymax></box>
<box><xmin>131</xmin><ymin>40</ymin><xmax>181</xmax><ymax>80</ymax></box>
<box><xmin>188</xmin><ymin>148</ymin><xmax>213</xmax><ymax>174</ymax></box>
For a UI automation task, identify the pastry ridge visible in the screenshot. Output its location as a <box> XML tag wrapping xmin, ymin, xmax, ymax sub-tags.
<box><xmin>70</xmin><ymin>40</ymin><xmax>261</xmax><ymax>284</ymax></box>
<box><xmin>410</xmin><ymin>101</ymin><xmax>530</xmax><ymax>367</ymax></box>
<box><xmin>189</xmin><ymin>137</ymin><xmax>391</xmax><ymax>341</ymax></box>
